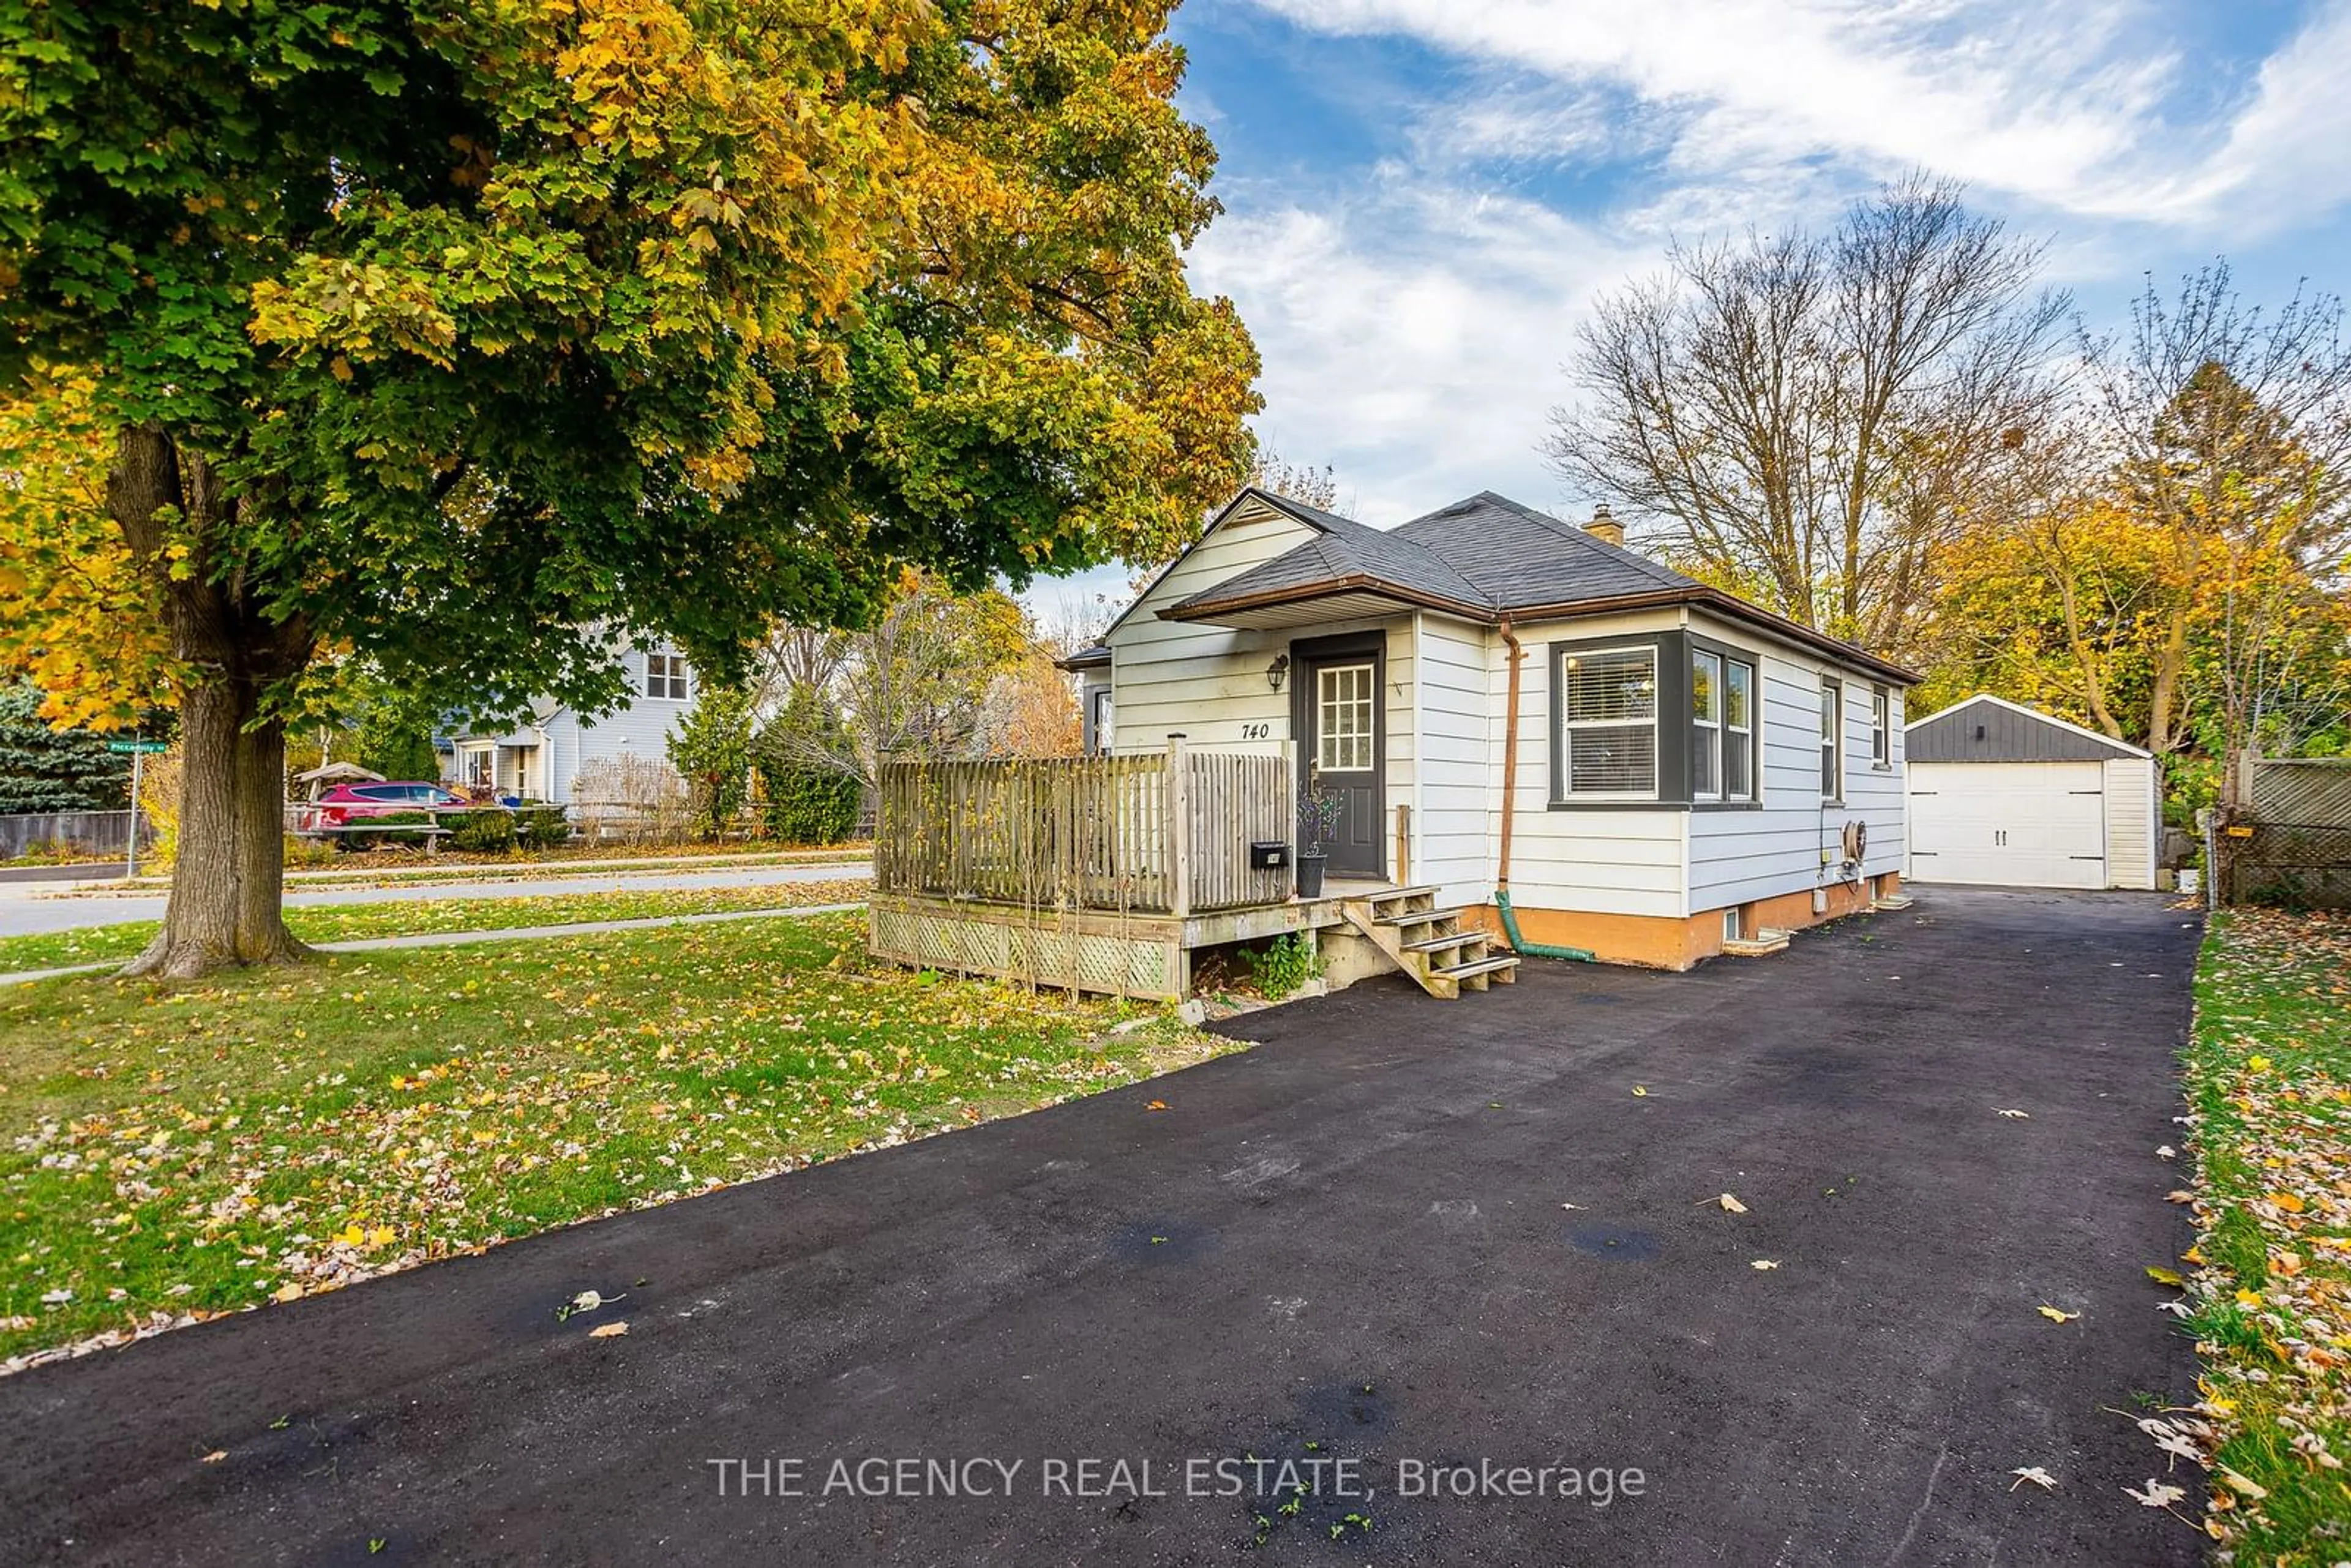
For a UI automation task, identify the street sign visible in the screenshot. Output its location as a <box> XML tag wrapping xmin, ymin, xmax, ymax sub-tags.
<box><xmin>105</xmin><ymin>739</ymin><xmax>168</xmax><ymax>754</ymax></box>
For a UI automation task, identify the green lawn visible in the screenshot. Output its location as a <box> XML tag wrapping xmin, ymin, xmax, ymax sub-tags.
<box><xmin>2181</xmin><ymin>907</ymin><xmax>2351</xmax><ymax>1561</ymax></box>
<box><xmin>0</xmin><ymin>911</ymin><xmax>1230</xmax><ymax>1368</ymax></box>
<box><xmin>0</xmin><ymin>879</ymin><xmax>872</xmax><ymax>974</ymax></box>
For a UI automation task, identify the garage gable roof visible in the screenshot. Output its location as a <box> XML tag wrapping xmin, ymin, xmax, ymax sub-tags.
<box><xmin>1907</xmin><ymin>694</ymin><xmax>2151</xmax><ymax>763</ymax></box>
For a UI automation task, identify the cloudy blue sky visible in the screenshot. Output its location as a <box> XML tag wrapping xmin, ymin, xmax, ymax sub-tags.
<box><xmin>1032</xmin><ymin>0</ymin><xmax>2351</xmax><ymax>620</ymax></box>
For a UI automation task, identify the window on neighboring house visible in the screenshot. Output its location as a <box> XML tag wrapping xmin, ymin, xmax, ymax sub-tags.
<box><xmin>1723</xmin><ymin>657</ymin><xmax>1755</xmax><ymax>800</ymax></box>
<box><xmin>1556</xmin><ymin>645</ymin><xmax>1658</xmax><ymax>798</ymax></box>
<box><xmin>644</xmin><ymin>651</ymin><xmax>690</xmax><ymax>700</ymax></box>
<box><xmin>1090</xmin><ymin>687</ymin><xmax>1115</xmax><ymax>756</ymax></box>
<box><xmin>1870</xmin><ymin>686</ymin><xmax>1892</xmax><ymax>767</ymax></box>
<box><xmin>1820</xmin><ymin>677</ymin><xmax>1844</xmax><ymax>800</ymax></box>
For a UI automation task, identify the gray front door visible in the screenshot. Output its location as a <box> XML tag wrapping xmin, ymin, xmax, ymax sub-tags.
<box><xmin>1298</xmin><ymin>650</ymin><xmax>1384</xmax><ymax>879</ymax></box>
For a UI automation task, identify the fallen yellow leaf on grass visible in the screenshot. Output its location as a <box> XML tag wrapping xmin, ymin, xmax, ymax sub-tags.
<box><xmin>2235</xmin><ymin>1288</ymin><xmax>2263</xmax><ymax>1308</ymax></box>
<box><xmin>271</xmin><ymin>1281</ymin><xmax>304</xmax><ymax>1304</ymax></box>
<box><xmin>588</xmin><ymin>1321</ymin><xmax>628</xmax><ymax>1339</ymax></box>
<box><xmin>2036</xmin><ymin>1306</ymin><xmax>2079</xmax><ymax>1323</ymax></box>
<box><xmin>2265</xmin><ymin>1191</ymin><xmax>2306</xmax><ymax>1213</ymax></box>
<box><xmin>2221</xmin><ymin>1469</ymin><xmax>2268</xmax><ymax>1500</ymax></box>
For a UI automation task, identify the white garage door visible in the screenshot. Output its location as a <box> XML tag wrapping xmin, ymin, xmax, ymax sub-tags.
<box><xmin>1910</xmin><ymin>762</ymin><xmax>2107</xmax><ymax>888</ymax></box>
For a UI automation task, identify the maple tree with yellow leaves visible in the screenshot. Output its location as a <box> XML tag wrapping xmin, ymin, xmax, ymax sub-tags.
<box><xmin>0</xmin><ymin>0</ymin><xmax>1260</xmax><ymax>976</ymax></box>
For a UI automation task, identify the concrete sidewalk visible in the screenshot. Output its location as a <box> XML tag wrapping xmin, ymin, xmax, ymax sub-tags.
<box><xmin>0</xmin><ymin>901</ymin><xmax>868</xmax><ymax>986</ymax></box>
<box><xmin>0</xmin><ymin>860</ymin><xmax>871</xmax><ymax>939</ymax></box>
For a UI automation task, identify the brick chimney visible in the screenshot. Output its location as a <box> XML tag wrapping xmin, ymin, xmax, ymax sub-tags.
<box><xmin>1583</xmin><ymin>503</ymin><xmax>1625</xmax><ymax>548</ymax></box>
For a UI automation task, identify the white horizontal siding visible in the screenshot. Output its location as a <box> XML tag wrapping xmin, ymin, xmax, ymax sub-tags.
<box><xmin>1414</xmin><ymin>612</ymin><xmax>1492</xmax><ymax>907</ymax></box>
<box><xmin>1106</xmin><ymin>499</ymin><xmax>1313</xmax><ymax>757</ymax></box>
<box><xmin>1687</xmin><ymin>624</ymin><xmax>1906</xmax><ymax>911</ymax></box>
<box><xmin>2104</xmin><ymin>756</ymin><xmax>2158</xmax><ymax>890</ymax></box>
<box><xmin>1104</xmin><ymin>499</ymin><xmax>1417</xmax><ymax>871</ymax></box>
<box><xmin>1493</xmin><ymin>610</ymin><xmax>1690</xmax><ymax>919</ymax></box>
<box><xmin>547</xmin><ymin>647</ymin><xmax>698</xmax><ymax>805</ymax></box>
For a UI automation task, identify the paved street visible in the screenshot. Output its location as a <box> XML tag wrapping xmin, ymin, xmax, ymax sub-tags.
<box><xmin>0</xmin><ymin>860</ymin><xmax>872</xmax><ymax>939</ymax></box>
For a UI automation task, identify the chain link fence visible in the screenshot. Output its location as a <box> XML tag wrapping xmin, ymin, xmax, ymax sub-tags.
<box><xmin>2217</xmin><ymin>757</ymin><xmax>2351</xmax><ymax>911</ymax></box>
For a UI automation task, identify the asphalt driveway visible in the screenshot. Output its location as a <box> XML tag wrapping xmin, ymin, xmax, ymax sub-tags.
<box><xmin>0</xmin><ymin>888</ymin><xmax>2204</xmax><ymax>1565</ymax></box>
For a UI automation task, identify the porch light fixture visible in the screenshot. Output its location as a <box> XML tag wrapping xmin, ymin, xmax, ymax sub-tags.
<box><xmin>1266</xmin><ymin>653</ymin><xmax>1291</xmax><ymax>692</ymax></box>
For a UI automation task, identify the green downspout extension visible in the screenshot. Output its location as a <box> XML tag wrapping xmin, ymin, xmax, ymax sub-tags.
<box><xmin>1494</xmin><ymin>886</ymin><xmax>1595</xmax><ymax>963</ymax></box>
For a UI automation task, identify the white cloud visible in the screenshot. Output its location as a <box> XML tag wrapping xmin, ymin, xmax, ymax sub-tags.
<box><xmin>1241</xmin><ymin>0</ymin><xmax>2351</xmax><ymax>234</ymax></box>
<box><xmin>1191</xmin><ymin>177</ymin><xmax>1661</xmax><ymax>523</ymax></box>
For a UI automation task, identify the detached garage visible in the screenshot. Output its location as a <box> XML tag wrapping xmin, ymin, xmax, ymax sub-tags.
<box><xmin>1907</xmin><ymin>694</ymin><xmax>2159</xmax><ymax>890</ymax></box>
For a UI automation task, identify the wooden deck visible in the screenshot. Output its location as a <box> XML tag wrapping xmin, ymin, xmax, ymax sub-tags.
<box><xmin>867</xmin><ymin>891</ymin><xmax>1354</xmax><ymax>1001</ymax></box>
<box><xmin>868</xmin><ymin>740</ymin><xmax>1315</xmax><ymax>997</ymax></box>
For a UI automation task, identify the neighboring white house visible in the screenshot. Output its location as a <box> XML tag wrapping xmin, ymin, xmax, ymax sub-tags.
<box><xmin>1096</xmin><ymin>487</ymin><xmax>1916</xmax><ymax>970</ymax></box>
<box><xmin>441</xmin><ymin>643</ymin><xmax>699</xmax><ymax>805</ymax></box>
<box><xmin>1905</xmin><ymin>692</ymin><xmax>2160</xmax><ymax>890</ymax></box>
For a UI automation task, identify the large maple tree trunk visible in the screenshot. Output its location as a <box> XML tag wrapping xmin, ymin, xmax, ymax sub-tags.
<box><xmin>107</xmin><ymin>426</ymin><xmax>313</xmax><ymax>979</ymax></box>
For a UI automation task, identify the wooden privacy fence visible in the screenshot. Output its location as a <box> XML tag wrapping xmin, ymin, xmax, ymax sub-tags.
<box><xmin>0</xmin><ymin>809</ymin><xmax>147</xmax><ymax>861</ymax></box>
<box><xmin>876</xmin><ymin>741</ymin><xmax>1292</xmax><ymax>915</ymax></box>
<box><xmin>2219</xmin><ymin>754</ymin><xmax>2351</xmax><ymax>910</ymax></box>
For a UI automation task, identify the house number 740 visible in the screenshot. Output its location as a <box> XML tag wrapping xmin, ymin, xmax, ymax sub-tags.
<box><xmin>1239</xmin><ymin>722</ymin><xmax>1272</xmax><ymax>741</ymax></box>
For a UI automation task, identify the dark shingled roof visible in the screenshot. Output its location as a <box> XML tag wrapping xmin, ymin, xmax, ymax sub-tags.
<box><xmin>1162</xmin><ymin>488</ymin><xmax>1916</xmax><ymax>684</ymax></box>
<box><xmin>1389</xmin><ymin>491</ymin><xmax>1699</xmax><ymax>607</ymax></box>
<box><xmin>1168</xmin><ymin>489</ymin><xmax>1698</xmax><ymax>619</ymax></box>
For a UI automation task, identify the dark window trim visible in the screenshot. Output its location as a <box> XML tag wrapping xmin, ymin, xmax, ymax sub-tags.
<box><xmin>1547</xmin><ymin>631</ymin><xmax>1684</xmax><ymax>808</ymax></box>
<box><xmin>1687</xmin><ymin>631</ymin><xmax>1763</xmax><ymax>812</ymax></box>
<box><xmin>1820</xmin><ymin>675</ymin><xmax>1846</xmax><ymax>805</ymax></box>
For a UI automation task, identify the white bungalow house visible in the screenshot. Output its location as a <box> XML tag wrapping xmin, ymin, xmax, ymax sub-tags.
<box><xmin>1093</xmin><ymin>487</ymin><xmax>1916</xmax><ymax>970</ymax></box>
<box><xmin>441</xmin><ymin>643</ymin><xmax>699</xmax><ymax>805</ymax></box>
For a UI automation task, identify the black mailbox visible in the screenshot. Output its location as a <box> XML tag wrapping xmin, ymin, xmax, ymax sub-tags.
<box><xmin>1249</xmin><ymin>841</ymin><xmax>1291</xmax><ymax>870</ymax></box>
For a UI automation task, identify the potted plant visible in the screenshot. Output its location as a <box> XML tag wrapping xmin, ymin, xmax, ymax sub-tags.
<box><xmin>1295</xmin><ymin>786</ymin><xmax>1343</xmax><ymax>898</ymax></box>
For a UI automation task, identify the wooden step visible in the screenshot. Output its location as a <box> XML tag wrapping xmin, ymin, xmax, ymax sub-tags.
<box><xmin>1433</xmin><ymin>953</ymin><xmax>1520</xmax><ymax>982</ymax></box>
<box><xmin>1372</xmin><ymin>905</ymin><xmax>1468</xmax><ymax>929</ymax></box>
<box><xmin>1364</xmin><ymin>884</ymin><xmax>1441</xmax><ymax>907</ymax></box>
<box><xmin>1400</xmin><ymin>929</ymin><xmax>1488</xmax><ymax>955</ymax></box>
<box><xmin>1431</xmin><ymin>953</ymin><xmax>1520</xmax><ymax>992</ymax></box>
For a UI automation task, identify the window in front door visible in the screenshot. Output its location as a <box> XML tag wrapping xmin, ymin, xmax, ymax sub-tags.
<box><xmin>1316</xmin><ymin>663</ymin><xmax>1374</xmax><ymax>771</ymax></box>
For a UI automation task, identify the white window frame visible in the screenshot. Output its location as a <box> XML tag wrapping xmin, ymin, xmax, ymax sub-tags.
<box><xmin>1870</xmin><ymin>686</ymin><xmax>1892</xmax><ymax>768</ymax></box>
<box><xmin>1314</xmin><ymin>661</ymin><xmax>1376</xmax><ymax>773</ymax></box>
<box><xmin>1692</xmin><ymin>649</ymin><xmax>1723</xmax><ymax>801</ymax></box>
<box><xmin>643</xmin><ymin>651</ymin><xmax>691</xmax><ymax>701</ymax></box>
<box><xmin>1090</xmin><ymin>686</ymin><xmax>1114</xmax><ymax>756</ymax></box>
<box><xmin>1554</xmin><ymin>643</ymin><xmax>1660</xmax><ymax>801</ymax></box>
<box><xmin>1722</xmin><ymin>656</ymin><xmax>1756</xmax><ymax>802</ymax></box>
<box><xmin>1820</xmin><ymin>677</ymin><xmax>1845</xmax><ymax>802</ymax></box>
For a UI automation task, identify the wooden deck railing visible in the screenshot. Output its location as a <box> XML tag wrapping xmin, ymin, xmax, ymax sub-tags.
<box><xmin>876</xmin><ymin>740</ymin><xmax>1292</xmax><ymax>915</ymax></box>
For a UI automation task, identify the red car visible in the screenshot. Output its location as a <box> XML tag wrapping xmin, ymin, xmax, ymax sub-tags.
<box><xmin>299</xmin><ymin>781</ymin><xmax>487</xmax><ymax>839</ymax></box>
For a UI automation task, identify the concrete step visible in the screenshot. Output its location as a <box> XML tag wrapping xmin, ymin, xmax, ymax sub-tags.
<box><xmin>1721</xmin><ymin>928</ymin><xmax>1791</xmax><ymax>957</ymax></box>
